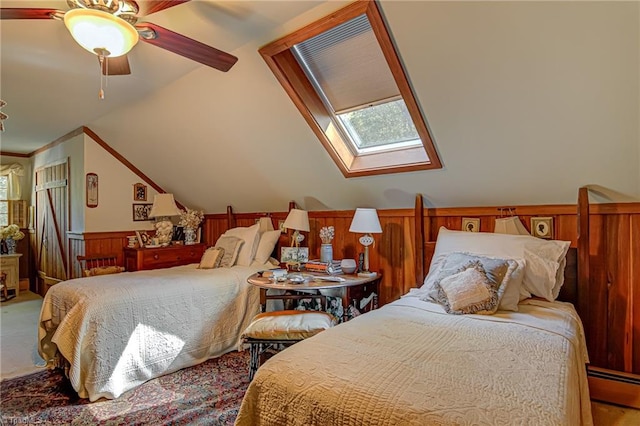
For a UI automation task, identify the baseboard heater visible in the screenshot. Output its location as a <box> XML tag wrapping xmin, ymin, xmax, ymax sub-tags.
<box><xmin>588</xmin><ymin>366</ymin><xmax>640</xmax><ymax>409</ymax></box>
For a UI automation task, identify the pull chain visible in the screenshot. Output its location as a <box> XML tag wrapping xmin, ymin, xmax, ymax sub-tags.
<box><xmin>95</xmin><ymin>48</ymin><xmax>110</xmax><ymax>100</ymax></box>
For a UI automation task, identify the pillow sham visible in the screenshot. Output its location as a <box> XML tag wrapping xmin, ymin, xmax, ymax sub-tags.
<box><xmin>222</xmin><ymin>224</ymin><xmax>260</xmax><ymax>266</ymax></box>
<box><xmin>198</xmin><ymin>247</ymin><xmax>225</xmax><ymax>269</ymax></box>
<box><xmin>254</xmin><ymin>229</ymin><xmax>281</xmax><ymax>265</ymax></box>
<box><xmin>214</xmin><ymin>236</ymin><xmax>243</xmax><ymax>268</ymax></box>
<box><xmin>424</xmin><ymin>252</ymin><xmax>520</xmax><ymax>313</ymax></box>
<box><xmin>424</xmin><ymin>227</ymin><xmax>569</xmax><ymax>302</ymax></box>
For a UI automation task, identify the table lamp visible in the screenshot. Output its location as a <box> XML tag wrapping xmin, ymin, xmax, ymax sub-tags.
<box><xmin>349</xmin><ymin>208</ymin><xmax>382</xmax><ymax>277</ymax></box>
<box><xmin>494</xmin><ymin>216</ymin><xmax>529</xmax><ymax>235</ymax></box>
<box><xmin>149</xmin><ymin>193</ymin><xmax>180</xmax><ymax>246</ymax></box>
<box><xmin>283</xmin><ymin>208</ymin><xmax>309</xmax><ymax>270</ymax></box>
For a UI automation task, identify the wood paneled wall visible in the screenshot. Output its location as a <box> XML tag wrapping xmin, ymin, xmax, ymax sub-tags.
<box><xmin>420</xmin><ymin>201</ymin><xmax>640</xmax><ymax>376</ymax></box>
<box><xmin>73</xmin><ymin>200</ymin><xmax>639</xmax><ymax>375</ymax></box>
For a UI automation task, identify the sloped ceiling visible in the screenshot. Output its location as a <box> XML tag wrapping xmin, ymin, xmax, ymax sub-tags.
<box><xmin>2</xmin><ymin>1</ymin><xmax>639</xmax><ymax>213</ymax></box>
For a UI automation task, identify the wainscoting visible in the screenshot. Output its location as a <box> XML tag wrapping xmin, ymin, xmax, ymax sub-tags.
<box><xmin>70</xmin><ymin>200</ymin><xmax>639</xmax><ymax>378</ymax></box>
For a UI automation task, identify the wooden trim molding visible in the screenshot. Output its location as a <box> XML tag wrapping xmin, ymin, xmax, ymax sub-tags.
<box><xmin>0</xmin><ymin>151</ymin><xmax>30</xmax><ymax>158</ymax></box>
<box><xmin>588</xmin><ymin>366</ymin><xmax>640</xmax><ymax>409</ymax></box>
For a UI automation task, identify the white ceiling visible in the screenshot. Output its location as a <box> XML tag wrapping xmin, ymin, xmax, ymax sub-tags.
<box><xmin>0</xmin><ymin>0</ymin><xmax>324</xmax><ymax>154</ymax></box>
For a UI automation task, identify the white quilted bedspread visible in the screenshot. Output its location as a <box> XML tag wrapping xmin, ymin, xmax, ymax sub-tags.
<box><xmin>236</xmin><ymin>297</ymin><xmax>592</xmax><ymax>426</ymax></box>
<box><xmin>38</xmin><ymin>264</ymin><xmax>261</xmax><ymax>401</ymax></box>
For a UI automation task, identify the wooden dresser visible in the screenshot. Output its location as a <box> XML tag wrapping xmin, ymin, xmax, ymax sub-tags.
<box><xmin>124</xmin><ymin>244</ymin><xmax>206</xmax><ymax>272</ymax></box>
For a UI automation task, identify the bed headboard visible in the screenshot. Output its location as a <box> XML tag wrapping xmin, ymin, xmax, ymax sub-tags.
<box><xmin>415</xmin><ymin>194</ymin><xmax>580</xmax><ymax>307</ymax></box>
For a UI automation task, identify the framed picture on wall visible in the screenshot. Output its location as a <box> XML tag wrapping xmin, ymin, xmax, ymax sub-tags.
<box><xmin>133</xmin><ymin>203</ymin><xmax>153</xmax><ymax>221</ymax></box>
<box><xmin>86</xmin><ymin>173</ymin><xmax>98</xmax><ymax>208</ymax></box>
<box><xmin>531</xmin><ymin>217</ymin><xmax>554</xmax><ymax>239</ymax></box>
<box><xmin>133</xmin><ymin>183</ymin><xmax>147</xmax><ymax>202</ymax></box>
<box><xmin>461</xmin><ymin>217</ymin><xmax>480</xmax><ymax>232</ymax></box>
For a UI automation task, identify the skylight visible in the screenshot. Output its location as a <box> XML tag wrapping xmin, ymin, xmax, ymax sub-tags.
<box><xmin>260</xmin><ymin>0</ymin><xmax>441</xmax><ymax>177</ymax></box>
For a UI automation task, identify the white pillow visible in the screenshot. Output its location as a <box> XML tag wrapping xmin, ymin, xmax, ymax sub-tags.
<box><xmin>223</xmin><ymin>224</ymin><xmax>260</xmax><ymax>266</ymax></box>
<box><xmin>424</xmin><ymin>227</ymin><xmax>570</xmax><ymax>302</ymax></box>
<box><xmin>254</xmin><ymin>229</ymin><xmax>281</xmax><ymax>265</ymax></box>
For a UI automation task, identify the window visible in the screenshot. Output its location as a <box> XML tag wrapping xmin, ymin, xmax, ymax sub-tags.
<box><xmin>260</xmin><ymin>0</ymin><xmax>441</xmax><ymax>177</ymax></box>
<box><xmin>0</xmin><ymin>176</ymin><xmax>8</xmax><ymax>226</ymax></box>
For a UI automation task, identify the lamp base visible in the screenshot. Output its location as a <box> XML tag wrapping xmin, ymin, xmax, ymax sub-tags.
<box><xmin>357</xmin><ymin>271</ymin><xmax>377</xmax><ymax>278</ymax></box>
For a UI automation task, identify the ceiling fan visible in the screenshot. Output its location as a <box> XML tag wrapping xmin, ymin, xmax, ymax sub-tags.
<box><xmin>0</xmin><ymin>0</ymin><xmax>238</xmax><ymax>77</ymax></box>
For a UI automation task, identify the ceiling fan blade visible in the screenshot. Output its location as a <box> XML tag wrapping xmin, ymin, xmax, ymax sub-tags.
<box><xmin>0</xmin><ymin>8</ymin><xmax>59</xmax><ymax>20</ymax></box>
<box><xmin>100</xmin><ymin>55</ymin><xmax>132</xmax><ymax>76</ymax></box>
<box><xmin>136</xmin><ymin>1</ymin><xmax>190</xmax><ymax>16</ymax></box>
<box><xmin>136</xmin><ymin>23</ymin><xmax>238</xmax><ymax>72</ymax></box>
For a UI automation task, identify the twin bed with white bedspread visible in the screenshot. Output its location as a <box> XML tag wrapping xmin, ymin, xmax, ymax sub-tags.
<box><xmin>38</xmin><ymin>263</ymin><xmax>263</xmax><ymax>401</ymax></box>
<box><xmin>235</xmin><ymin>223</ymin><xmax>594</xmax><ymax>425</ymax></box>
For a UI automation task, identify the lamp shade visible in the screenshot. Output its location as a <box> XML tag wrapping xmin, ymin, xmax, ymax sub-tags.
<box><xmin>494</xmin><ymin>216</ymin><xmax>529</xmax><ymax>235</ymax></box>
<box><xmin>149</xmin><ymin>193</ymin><xmax>180</xmax><ymax>218</ymax></box>
<box><xmin>64</xmin><ymin>8</ymin><xmax>139</xmax><ymax>57</ymax></box>
<box><xmin>349</xmin><ymin>208</ymin><xmax>382</xmax><ymax>234</ymax></box>
<box><xmin>283</xmin><ymin>209</ymin><xmax>310</xmax><ymax>232</ymax></box>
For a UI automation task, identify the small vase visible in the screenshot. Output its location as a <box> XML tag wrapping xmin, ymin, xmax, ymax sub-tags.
<box><xmin>5</xmin><ymin>237</ymin><xmax>17</xmax><ymax>254</ymax></box>
<box><xmin>320</xmin><ymin>244</ymin><xmax>333</xmax><ymax>263</ymax></box>
<box><xmin>184</xmin><ymin>228</ymin><xmax>197</xmax><ymax>245</ymax></box>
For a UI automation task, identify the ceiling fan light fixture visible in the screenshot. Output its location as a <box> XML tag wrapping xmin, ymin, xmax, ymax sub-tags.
<box><xmin>64</xmin><ymin>8</ymin><xmax>138</xmax><ymax>57</ymax></box>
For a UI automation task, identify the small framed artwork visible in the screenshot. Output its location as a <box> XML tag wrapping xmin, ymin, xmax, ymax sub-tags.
<box><xmin>462</xmin><ymin>217</ymin><xmax>480</xmax><ymax>232</ymax></box>
<box><xmin>135</xmin><ymin>230</ymin><xmax>151</xmax><ymax>248</ymax></box>
<box><xmin>281</xmin><ymin>247</ymin><xmax>309</xmax><ymax>263</ymax></box>
<box><xmin>531</xmin><ymin>217</ymin><xmax>554</xmax><ymax>239</ymax></box>
<box><xmin>86</xmin><ymin>173</ymin><xmax>98</xmax><ymax>208</ymax></box>
<box><xmin>133</xmin><ymin>203</ymin><xmax>153</xmax><ymax>221</ymax></box>
<box><xmin>133</xmin><ymin>183</ymin><xmax>147</xmax><ymax>202</ymax></box>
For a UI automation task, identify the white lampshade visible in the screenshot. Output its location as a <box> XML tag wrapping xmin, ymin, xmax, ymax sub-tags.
<box><xmin>283</xmin><ymin>209</ymin><xmax>310</xmax><ymax>232</ymax></box>
<box><xmin>349</xmin><ymin>208</ymin><xmax>382</xmax><ymax>234</ymax></box>
<box><xmin>149</xmin><ymin>193</ymin><xmax>180</xmax><ymax>218</ymax></box>
<box><xmin>494</xmin><ymin>216</ymin><xmax>530</xmax><ymax>235</ymax></box>
<box><xmin>257</xmin><ymin>217</ymin><xmax>274</xmax><ymax>233</ymax></box>
<box><xmin>64</xmin><ymin>8</ymin><xmax>139</xmax><ymax>57</ymax></box>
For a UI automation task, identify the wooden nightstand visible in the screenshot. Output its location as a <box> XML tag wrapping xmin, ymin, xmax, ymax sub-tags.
<box><xmin>124</xmin><ymin>244</ymin><xmax>206</xmax><ymax>271</ymax></box>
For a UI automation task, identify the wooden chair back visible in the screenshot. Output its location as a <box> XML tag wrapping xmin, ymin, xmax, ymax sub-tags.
<box><xmin>77</xmin><ymin>254</ymin><xmax>122</xmax><ymax>277</ymax></box>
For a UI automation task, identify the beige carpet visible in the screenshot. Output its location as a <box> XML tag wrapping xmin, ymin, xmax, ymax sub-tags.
<box><xmin>1</xmin><ymin>291</ymin><xmax>46</xmax><ymax>380</ymax></box>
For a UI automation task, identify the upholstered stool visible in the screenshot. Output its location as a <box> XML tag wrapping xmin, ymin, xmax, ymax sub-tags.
<box><xmin>242</xmin><ymin>310</ymin><xmax>338</xmax><ymax>380</ymax></box>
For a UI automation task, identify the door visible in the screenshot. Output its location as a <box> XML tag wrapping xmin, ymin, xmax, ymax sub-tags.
<box><xmin>34</xmin><ymin>160</ymin><xmax>69</xmax><ymax>294</ymax></box>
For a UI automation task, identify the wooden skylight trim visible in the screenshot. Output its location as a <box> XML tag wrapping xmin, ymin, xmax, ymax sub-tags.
<box><xmin>259</xmin><ymin>0</ymin><xmax>441</xmax><ymax>178</ymax></box>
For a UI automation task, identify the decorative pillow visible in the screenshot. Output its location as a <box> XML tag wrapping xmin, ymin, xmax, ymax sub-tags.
<box><xmin>222</xmin><ymin>224</ymin><xmax>260</xmax><ymax>266</ymax></box>
<box><xmin>214</xmin><ymin>236</ymin><xmax>243</xmax><ymax>268</ymax></box>
<box><xmin>242</xmin><ymin>310</ymin><xmax>338</xmax><ymax>340</ymax></box>
<box><xmin>254</xmin><ymin>229</ymin><xmax>281</xmax><ymax>265</ymax></box>
<box><xmin>84</xmin><ymin>265</ymin><xmax>125</xmax><ymax>277</ymax></box>
<box><xmin>198</xmin><ymin>247</ymin><xmax>225</xmax><ymax>269</ymax></box>
<box><xmin>435</xmin><ymin>264</ymin><xmax>497</xmax><ymax>314</ymax></box>
<box><xmin>424</xmin><ymin>227</ymin><xmax>569</xmax><ymax>302</ymax></box>
<box><xmin>425</xmin><ymin>253</ymin><xmax>520</xmax><ymax>314</ymax></box>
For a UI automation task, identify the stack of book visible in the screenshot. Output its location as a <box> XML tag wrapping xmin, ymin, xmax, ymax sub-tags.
<box><xmin>304</xmin><ymin>260</ymin><xmax>343</xmax><ymax>274</ymax></box>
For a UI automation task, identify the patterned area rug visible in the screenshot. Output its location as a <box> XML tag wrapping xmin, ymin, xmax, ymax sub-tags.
<box><xmin>0</xmin><ymin>351</ymin><xmax>250</xmax><ymax>425</ymax></box>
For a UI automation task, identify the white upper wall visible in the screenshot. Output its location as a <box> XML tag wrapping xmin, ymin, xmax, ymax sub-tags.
<box><xmin>84</xmin><ymin>136</ymin><xmax>158</xmax><ymax>233</ymax></box>
<box><xmin>87</xmin><ymin>0</ymin><xmax>639</xmax><ymax>213</ymax></box>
